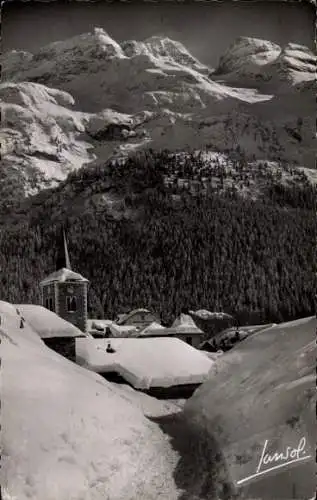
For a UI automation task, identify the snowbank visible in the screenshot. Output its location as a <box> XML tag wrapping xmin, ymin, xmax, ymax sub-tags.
<box><xmin>1</xmin><ymin>301</ymin><xmax>181</xmax><ymax>500</ymax></box>
<box><xmin>16</xmin><ymin>304</ymin><xmax>89</xmax><ymax>338</ymax></box>
<box><xmin>76</xmin><ymin>337</ymin><xmax>214</xmax><ymax>389</ymax></box>
<box><xmin>200</xmin><ymin>350</ymin><xmax>224</xmax><ymax>361</ymax></box>
<box><xmin>183</xmin><ymin>316</ymin><xmax>316</xmax><ymax>499</ymax></box>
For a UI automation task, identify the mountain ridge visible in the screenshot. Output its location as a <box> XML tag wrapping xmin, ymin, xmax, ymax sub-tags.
<box><xmin>1</xmin><ymin>29</ymin><xmax>315</xmax><ymax>198</ymax></box>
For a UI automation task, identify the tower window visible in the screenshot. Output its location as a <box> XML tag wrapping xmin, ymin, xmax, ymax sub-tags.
<box><xmin>45</xmin><ymin>297</ymin><xmax>54</xmax><ymax>311</ymax></box>
<box><xmin>66</xmin><ymin>296</ymin><xmax>77</xmax><ymax>313</ymax></box>
<box><xmin>186</xmin><ymin>336</ymin><xmax>193</xmax><ymax>346</ymax></box>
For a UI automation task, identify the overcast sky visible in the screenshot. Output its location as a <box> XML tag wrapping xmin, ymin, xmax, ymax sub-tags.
<box><xmin>2</xmin><ymin>2</ymin><xmax>314</xmax><ymax>68</ymax></box>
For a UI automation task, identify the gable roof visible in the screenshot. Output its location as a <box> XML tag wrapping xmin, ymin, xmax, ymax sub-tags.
<box><xmin>170</xmin><ymin>313</ymin><xmax>204</xmax><ymax>335</ymax></box>
<box><xmin>109</xmin><ymin>324</ymin><xmax>140</xmax><ymax>338</ymax></box>
<box><xmin>40</xmin><ymin>268</ymin><xmax>89</xmax><ymax>286</ymax></box>
<box><xmin>116</xmin><ymin>308</ymin><xmax>156</xmax><ymax>325</ymax></box>
<box><xmin>172</xmin><ymin>313</ymin><xmax>198</xmax><ymax>328</ymax></box>
<box><xmin>139</xmin><ymin>322</ymin><xmax>165</xmax><ymax>335</ymax></box>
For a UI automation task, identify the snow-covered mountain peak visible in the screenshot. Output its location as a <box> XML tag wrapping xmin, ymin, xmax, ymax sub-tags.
<box><xmin>142</xmin><ymin>35</ymin><xmax>211</xmax><ymax>72</ymax></box>
<box><xmin>33</xmin><ymin>27</ymin><xmax>125</xmax><ymax>61</ymax></box>
<box><xmin>215</xmin><ymin>36</ymin><xmax>315</xmax><ymax>92</ymax></box>
<box><xmin>1</xmin><ymin>31</ymin><xmax>315</xmax><ymax>198</ymax></box>
<box><xmin>121</xmin><ymin>35</ymin><xmax>211</xmax><ymax>74</ymax></box>
<box><xmin>216</xmin><ymin>37</ymin><xmax>281</xmax><ymax>73</ymax></box>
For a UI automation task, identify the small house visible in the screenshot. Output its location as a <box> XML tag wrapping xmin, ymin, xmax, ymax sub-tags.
<box><xmin>136</xmin><ymin>314</ymin><xmax>205</xmax><ymax>347</ymax></box>
<box><xmin>115</xmin><ymin>308</ymin><xmax>160</xmax><ymax>329</ymax></box>
<box><xmin>169</xmin><ymin>313</ymin><xmax>205</xmax><ymax>347</ymax></box>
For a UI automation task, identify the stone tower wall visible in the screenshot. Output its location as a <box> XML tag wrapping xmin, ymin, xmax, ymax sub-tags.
<box><xmin>41</xmin><ymin>283</ymin><xmax>56</xmax><ymax>311</ymax></box>
<box><xmin>56</xmin><ymin>281</ymin><xmax>88</xmax><ymax>333</ymax></box>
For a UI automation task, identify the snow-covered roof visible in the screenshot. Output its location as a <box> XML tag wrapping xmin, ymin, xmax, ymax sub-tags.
<box><xmin>139</xmin><ymin>326</ymin><xmax>204</xmax><ymax>338</ymax></box>
<box><xmin>116</xmin><ymin>308</ymin><xmax>154</xmax><ymax>325</ymax></box>
<box><xmin>16</xmin><ymin>304</ymin><xmax>88</xmax><ymax>339</ymax></box>
<box><xmin>167</xmin><ymin>325</ymin><xmax>204</xmax><ymax>336</ymax></box>
<box><xmin>40</xmin><ymin>267</ymin><xmax>88</xmax><ymax>286</ymax></box>
<box><xmin>137</xmin><ymin>326</ymin><xmax>204</xmax><ymax>338</ymax></box>
<box><xmin>172</xmin><ymin>313</ymin><xmax>197</xmax><ymax>328</ymax></box>
<box><xmin>168</xmin><ymin>314</ymin><xmax>204</xmax><ymax>335</ymax></box>
<box><xmin>109</xmin><ymin>323</ymin><xmax>140</xmax><ymax>338</ymax></box>
<box><xmin>138</xmin><ymin>322</ymin><xmax>165</xmax><ymax>335</ymax></box>
<box><xmin>0</xmin><ymin>300</ymin><xmax>20</xmax><ymax>318</ymax></box>
<box><xmin>76</xmin><ymin>337</ymin><xmax>214</xmax><ymax>389</ymax></box>
<box><xmin>1</xmin><ymin>300</ymin><xmax>180</xmax><ymax>500</ymax></box>
<box><xmin>87</xmin><ymin>319</ymin><xmax>114</xmax><ymax>331</ymax></box>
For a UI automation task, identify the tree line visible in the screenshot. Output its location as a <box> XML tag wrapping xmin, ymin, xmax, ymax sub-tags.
<box><xmin>0</xmin><ymin>150</ymin><xmax>315</xmax><ymax>326</ymax></box>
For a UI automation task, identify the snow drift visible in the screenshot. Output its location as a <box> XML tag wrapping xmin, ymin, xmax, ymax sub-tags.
<box><xmin>182</xmin><ymin>316</ymin><xmax>316</xmax><ymax>499</ymax></box>
<box><xmin>1</xmin><ymin>301</ymin><xmax>181</xmax><ymax>500</ymax></box>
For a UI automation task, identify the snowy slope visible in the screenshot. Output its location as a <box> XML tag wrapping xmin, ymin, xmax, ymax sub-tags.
<box><xmin>1</xmin><ymin>29</ymin><xmax>315</xmax><ymax>196</ymax></box>
<box><xmin>183</xmin><ymin>316</ymin><xmax>316</xmax><ymax>499</ymax></box>
<box><xmin>1</xmin><ymin>301</ymin><xmax>181</xmax><ymax>500</ymax></box>
<box><xmin>122</xmin><ymin>35</ymin><xmax>211</xmax><ymax>74</ymax></box>
<box><xmin>0</xmin><ymin>81</ymin><xmax>94</xmax><ymax>194</ymax></box>
<box><xmin>2</xmin><ymin>29</ymin><xmax>270</xmax><ymax>114</ymax></box>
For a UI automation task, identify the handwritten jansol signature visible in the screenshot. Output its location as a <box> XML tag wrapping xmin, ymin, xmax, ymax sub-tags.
<box><xmin>237</xmin><ymin>436</ymin><xmax>312</xmax><ymax>486</ymax></box>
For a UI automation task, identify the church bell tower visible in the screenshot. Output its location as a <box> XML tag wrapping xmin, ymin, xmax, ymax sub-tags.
<box><xmin>40</xmin><ymin>230</ymin><xmax>89</xmax><ymax>334</ymax></box>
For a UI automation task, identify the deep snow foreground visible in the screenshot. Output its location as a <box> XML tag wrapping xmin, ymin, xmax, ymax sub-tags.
<box><xmin>183</xmin><ymin>316</ymin><xmax>316</xmax><ymax>499</ymax></box>
<box><xmin>1</xmin><ymin>299</ymin><xmax>315</xmax><ymax>499</ymax></box>
<box><xmin>1</xmin><ymin>301</ymin><xmax>181</xmax><ymax>500</ymax></box>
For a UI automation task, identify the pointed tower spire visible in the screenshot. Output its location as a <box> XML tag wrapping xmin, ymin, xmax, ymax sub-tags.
<box><xmin>63</xmin><ymin>229</ymin><xmax>71</xmax><ymax>270</ymax></box>
<box><xmin>55</xmin><ymin>227</ymin><xmax>72</xmax><ymax>270</ymax></box>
